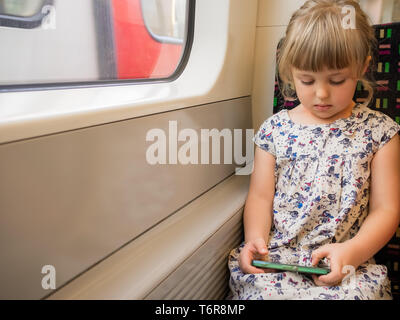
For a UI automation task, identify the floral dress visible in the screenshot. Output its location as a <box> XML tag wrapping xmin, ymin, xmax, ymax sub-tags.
<box><xmin>228</xmin><ymin>103</ymin><xmax>400</xmax><ymax>300</ymax></box>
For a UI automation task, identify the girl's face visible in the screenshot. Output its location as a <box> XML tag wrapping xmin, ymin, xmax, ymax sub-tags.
<box><xmin>291</xmin><ymin>66</ymin><xmax>359</xmax><ymax>123</ymax></box>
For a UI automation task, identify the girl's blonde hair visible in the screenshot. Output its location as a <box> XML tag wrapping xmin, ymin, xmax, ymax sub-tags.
<box><xmin>277</xmin><ymin>0</ymin><xmax>377</xmax><ymax>107</ymax></box>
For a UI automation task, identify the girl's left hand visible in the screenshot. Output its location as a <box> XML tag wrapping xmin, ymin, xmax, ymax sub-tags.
<box><xmin>311</xmin><ymin>242</ymin><xmax>359</xmax><ymax>287</ymax></box>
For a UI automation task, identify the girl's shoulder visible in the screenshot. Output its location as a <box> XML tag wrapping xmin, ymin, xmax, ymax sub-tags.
<box><xmin>253</xmin><ymin>110</ymin><xmax>289</xmax><ymax>156</ymax></box>
<box><xmin>257</xmin><ymin>109</ymin><xmax>289</xmax><ymax>131</ymax></box>
<box><xmin>359</xmin><ymin>105</ymin><xmax>400</xmax><ymax>128</ymax></box>
<box><xmin>326</xmin><ymin>103</ymin><xmax>399</xmax><ymax>135</ymax></box>
<box><xmin>358</xmin><ymin>104</ymin><xmax>400</xmax><ymax>153</ymax></box>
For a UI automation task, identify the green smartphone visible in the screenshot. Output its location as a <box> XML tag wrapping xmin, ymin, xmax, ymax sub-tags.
<box><xmin>252</xmin><ymin>260</ymin><xmax>330</xmax><ymax>275</ymax></box>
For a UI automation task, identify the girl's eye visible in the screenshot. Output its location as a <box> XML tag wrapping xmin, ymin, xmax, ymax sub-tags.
<box><xmin>330</xmin><ymin>79</ymin><xmax>346</xmax><ymax>85</ymax></box>
<box><xmin>300</xmin><ymin>79</ymin><xmax>346</xmax><ymax>86</ymax></box>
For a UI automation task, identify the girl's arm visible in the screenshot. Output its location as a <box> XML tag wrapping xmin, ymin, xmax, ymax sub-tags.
<box><xmin>312</xmin><ymin>134</ymin><xmax>400</xmax><ymax>286</ymax></box>
<box><xmin>239</xmin><ymin>146</ymin><xmax>276</xmax><ymax>274</ymax></box>
<box><xmin>346</xmin><ymin>133</ymin><xmax>400</xmax><ymax>266</ymax></box>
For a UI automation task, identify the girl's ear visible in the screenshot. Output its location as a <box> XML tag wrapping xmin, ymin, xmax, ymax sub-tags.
<box><xmin>363</xmin><ymin>55</ymin><xmax>372</xmax><ymax>75</ymax></box>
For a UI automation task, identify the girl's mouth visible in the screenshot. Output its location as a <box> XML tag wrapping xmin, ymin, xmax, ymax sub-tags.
<box><xmin>315</xmin><ymin>105</ymin><xmax>332</xmax><ymax>110</ymax></box>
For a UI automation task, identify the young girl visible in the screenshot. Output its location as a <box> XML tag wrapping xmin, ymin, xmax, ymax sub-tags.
<box><xmin>228</xmin><ymin>0</ymin><xmax>400</xmax><ymax>300</ymax></box>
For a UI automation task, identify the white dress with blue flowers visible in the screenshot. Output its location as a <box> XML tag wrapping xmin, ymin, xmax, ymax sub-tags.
<box><xmin>228</xmin><ymin>103</ymin><xmax>400</xmax><ymax>300</ymax></box>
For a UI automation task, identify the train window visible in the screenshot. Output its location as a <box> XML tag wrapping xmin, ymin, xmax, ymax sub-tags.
<box><xmin>0</xmin><ymin>0</ymin><xmax>45</xmax><ymax>16</ymax></box>
<box><xmin>0</xmin><ymin>0</ymin><xmax>53</xmax><ymax>29</ymax></box>
<box><xmin>360</xmin><ymin>0</ymin><xmax>400</xmax><ymax>24</ymax></box>
<box><xmin>0</xmin><ymin>0</ymin><xmax>192</xmax><ymax>90</ymax></box>
<box><xmin>141</xmin><ymin>0</ymin><xmax>186</xmax><ymax>43</ymax></box>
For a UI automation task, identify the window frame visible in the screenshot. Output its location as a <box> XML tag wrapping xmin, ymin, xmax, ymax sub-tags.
<box><xmin>0</xmin><ymin>0</ymin><xmax>195</xmax><ymax>93</ymax></box>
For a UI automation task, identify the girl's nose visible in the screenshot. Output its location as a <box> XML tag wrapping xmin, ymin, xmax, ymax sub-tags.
<box><xmin>316</xmin><ymin>84</ymin><xmax>329</xmax><ymax>99</ymax></box>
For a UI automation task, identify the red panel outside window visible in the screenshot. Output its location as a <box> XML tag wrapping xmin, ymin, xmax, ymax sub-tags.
<box><xmin>111</xmin><ymin>0</ymin><xmax>183</xmax><ymax>79</ymax></box>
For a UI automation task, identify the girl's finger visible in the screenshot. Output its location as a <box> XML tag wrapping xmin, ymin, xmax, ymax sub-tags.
<box><xmin>243</xmin><ymin>255</ymin><xmax>267</xmax><ymax>274</ymax></box>
<box><xmin>240</xmin><ymin>246</ymin><xmax>265</xmax><ymax>274</ymax></box>
<box><xmin>246</xmin><ymin>265</ymin><xmax>266</xmax><ymax>274</ymax></box>
<box><xmin>263</xmin><ymin>268</ymin><xmax>277</xmax><ymax>274</ymax></box>
<box><xmin>317</xmin><ymin>259</ymin><xmax>341</xmax><ymax>284</ymax></box>
<box><xmin>312</xmin><ymin>274</ymin><xmax>325</xmax><ymax>286</ymax></box>
<box><xmin>311</xmin><ymin>247</ymin><xmax>330</xmax><ymax>266</ymax></box>
<box><xmin>316</xmin><ymin>273</ymin><xmax>341</xmax><ymax>286</ymax></box>
<box><xmin>253</xmin><ymin>239</ymin><xmax>268</xmax><ymax>255</ymax></box>
<box><xmin>311</xmin><ymin>274</ymin><xmax>336</xmax><ymax>287</ymax></box>
<box><xmin>247</xmin><ymin>265</ymin><xmax>276</xmax><ymax>274</ymax></box>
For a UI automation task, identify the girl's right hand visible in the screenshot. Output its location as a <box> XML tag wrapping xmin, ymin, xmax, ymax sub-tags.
<box><xmin>238</xmin><ymin>238</ymin><xmax>275</xmax><ymax>274</ymax></box>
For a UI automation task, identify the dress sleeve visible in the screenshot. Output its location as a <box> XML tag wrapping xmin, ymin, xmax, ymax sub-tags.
<box><xmin>253</xmin><ymin>118</ymin><xmax>276</xmax><ymax>157</ymax></box>
<box><xmin>374</xmin><ymin>115</ymin><xmax>400</xmax><ymax>153</ymax></box>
